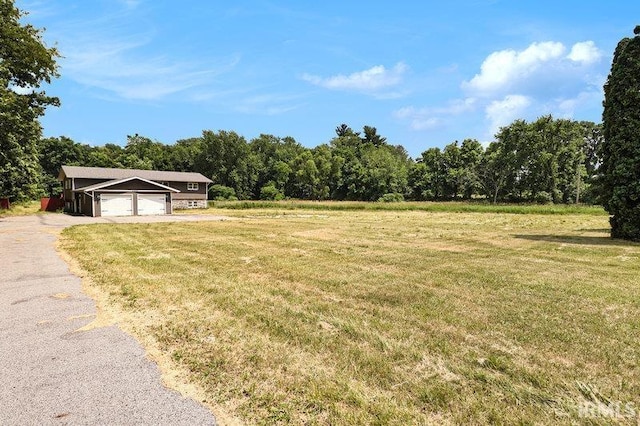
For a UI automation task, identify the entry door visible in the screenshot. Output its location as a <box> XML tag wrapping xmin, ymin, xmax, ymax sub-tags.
<box><xmin>100</xmin><ymin>194</ymin><xmax>133</xmax><ymax>216</ymax></box>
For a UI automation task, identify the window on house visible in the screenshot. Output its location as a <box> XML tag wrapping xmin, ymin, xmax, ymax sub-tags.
<box><xmin>187</xmin><ymin>182</ymin><xmax>199</xmax><ymax>191</ymax></box>
<box><xmin>188</xmin><ymin>200</ymin><xmax>199</xmax><ymax>208</ymax></box>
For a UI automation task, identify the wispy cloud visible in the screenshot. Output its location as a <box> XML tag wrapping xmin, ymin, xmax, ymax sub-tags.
<box><xmin>46</xmin><ymin>2</ymin><xmax>239</xmax><ymax>101</ymax></box>
<box><xmin>118</xmin><ymin>0</ymin><xmax>142</xmax><ymax>9</ymax></box>
<box><xmin>63</xmin><ymin>37</ymin><xmax>240</xmax><ymax>100</ymax></box>
<box><xmin>234</xmin><ymin>92</ymin><xmax>306</xmax><ymax>115</ymax></box>
<box><xmin>394</xmin><ymin>107</ymin><xmax>444</xmax><ymax>130</ymax></box>
<box><xmin>394</xmin><ymin>98</ymin><xmax>476</xmax><ymax>130</ymax></box>
<box><xmin>302</xmin><ymin>62</ymin><xmax>408</xmax><ymax>96</ymax></box>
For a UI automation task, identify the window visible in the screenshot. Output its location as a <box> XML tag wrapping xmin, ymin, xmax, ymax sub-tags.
<box><xmin>65</xmin><ymin>179</ymin><xmax>71</xmax><ymax>189</ymax></box>
<box><xmin>187</xmin><ymin>182</ymin><xmax>199</xmax><ymax>191</ymax></box>
<box><xmin>188</xmin><ymin>200</ymin><xmax>199</xmax><ymax>208</ymax></box>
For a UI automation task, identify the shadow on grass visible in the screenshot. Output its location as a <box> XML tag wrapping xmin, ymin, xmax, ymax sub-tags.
<box><xmin>513</xmin><ymin>234</ymin><xmax>640</xmax><ymax>247</ymax></box>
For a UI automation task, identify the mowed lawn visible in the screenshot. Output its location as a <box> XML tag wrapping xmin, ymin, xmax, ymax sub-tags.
<box><xmin>60</xmin><ymin>208</ymin><xmax>640</xmax><ymax>424</ymax></box>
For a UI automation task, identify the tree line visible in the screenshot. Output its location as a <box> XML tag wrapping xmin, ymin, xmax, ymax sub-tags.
<box><xmin>35</xmin><ymin>117</ymin><xmax>603</xmax><ymax>204</ymax></box>
<box><xmin>0</xmin><ymin>0</ymin><xmax>608</xmax><ymax>206</ymax></box>
<box><xmin>4</xmin><ymin>0</ymin><xmax>638</xmax><ymax>240</ymax></box>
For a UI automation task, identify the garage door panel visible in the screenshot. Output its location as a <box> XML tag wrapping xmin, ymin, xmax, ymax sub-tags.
<box><xmin>138</xmin><ymin>194</ymin><xmax>166</xmax><ymax>215</ymax></box>
<box><xmin>101</xmin><ymin>194</ymin><xmax>133</xmax><ymax>217</ymax></box>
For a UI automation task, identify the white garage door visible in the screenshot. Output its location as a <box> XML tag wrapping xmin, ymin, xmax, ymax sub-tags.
<box><xmin>101</xmin><ymin>194</ymin><xmax>133</xmax><ymax>217</ymax></box>
<box><xmin>137</xmin><ymin>194</ymin><xmax>166</xmax><ymax>215</ymax></box>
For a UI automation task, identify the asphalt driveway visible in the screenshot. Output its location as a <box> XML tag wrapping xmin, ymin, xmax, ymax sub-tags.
<box><xmin>0</xmin><ymin>213</ymin><xmax>226</xmax><ymax>425</ymax></box>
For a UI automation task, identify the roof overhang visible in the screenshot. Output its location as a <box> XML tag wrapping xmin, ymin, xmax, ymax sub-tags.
<box><xmin>75</xmin><ymin>176</ymin><xmax>181</xmax><ymax>193</ymax></box>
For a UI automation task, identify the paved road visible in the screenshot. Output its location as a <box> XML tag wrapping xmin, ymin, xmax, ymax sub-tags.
<box><xmin>0</xmin><ymin>213</ymin><xmax>226</xmax><ymax>425</ymax></box>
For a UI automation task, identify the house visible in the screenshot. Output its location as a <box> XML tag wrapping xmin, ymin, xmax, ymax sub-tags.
<box><xmin>58</xmin><ymin>166</ymin><xmax>213</xmax><ymax>217</ymax></box>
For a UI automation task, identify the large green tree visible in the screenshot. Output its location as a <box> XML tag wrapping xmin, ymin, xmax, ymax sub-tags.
<box><xmin>195</xmin><ymin>130</ymin><xmax>258</xmax><ymax>199</ymax></box>
<box><xmin>478</xmin><ymin>117</ymin><xmax>598</xmax><ymax>204</ymax></box>
<box><xmin>38</xmin><ymin>136</ymin><xmax>86</xmax><ymax>196</ymax></box>
<box><xmin>601</xmin><ymin>26</ymin><xmax>640</xmax><ymax>240</ymax></box>
<box><xmin>0</xmin><ymin>0</ymin><xmax>59</xmax><ymax>201</ymax></box>
<box><xmin>329</xmin><ymin>125</ymin><xmax>409</xmax><ymax>200</ymax></box>
<box><xmin>411</xmin><ymin>147</ymin><xmax>445</xmax><ymax>200</ymax></box>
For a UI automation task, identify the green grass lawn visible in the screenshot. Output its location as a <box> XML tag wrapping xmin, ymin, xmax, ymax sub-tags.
<box><xmin>60</xmin><ymin>206</ymin><xmax>640</xmax><ymax>425</ymax></box>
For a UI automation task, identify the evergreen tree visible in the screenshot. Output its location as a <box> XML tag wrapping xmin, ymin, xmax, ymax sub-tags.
<box><xmin>601</xmin><ymin>26</ymin><xmax>640</xmax><ymax>240</ymax></box>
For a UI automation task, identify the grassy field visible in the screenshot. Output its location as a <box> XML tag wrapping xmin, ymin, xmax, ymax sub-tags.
<box><xmin>0</xmin><ymin>200</ymin><xmax>42</xmax><ymax>217</ymax></box>
<box><xmin>208</xmin><ymin>200</ymin><xmax>608</xmax><ymax>216</ymax></box>
<box><xmin>60</xmin><ymin>206</ymin><xmax>640</xmax><ymax>424</ymax></box>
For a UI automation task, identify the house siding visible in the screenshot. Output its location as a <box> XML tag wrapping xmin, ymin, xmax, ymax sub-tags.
<box><xmin>98</xmin><ymin>180</ymin><xmax>168</xmax><ymax>191</ymax></box>
<box><xmin>164</xmin><ymin>180</ymin><xmax>208</xmax><ymax>209</ymax></box>
<box><xmin>165</xmin><ymin>181</ymin><xmax>208</xmax><ymax>199</ymax></box>
<box><xmin>74</xmin><ymin>178</ymin><xmax>107</xmax><ymax>188</ymax></box>
<box><xmin>63</xmin><ymin>178</ymin><xmax>75</xmax><ymax>213</ymax></box>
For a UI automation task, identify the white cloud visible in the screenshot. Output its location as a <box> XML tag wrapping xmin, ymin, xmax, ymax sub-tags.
<box><xmin>302</xmin><ymin>62</ymin><xmax>408</xmax><ymax>94</ymax></box>
<box><xmin>462</xmin><ymin>41</ymin><xmax>565</xmax><ymax>95</ymax></box>
<box><xmin>394</xmin><ymin>98</ymin><xmax>476</xmax><ymax>130</ymax></box>
<box><xmin>568</xmin><ymin>41</ymin><xmax>602</xmax><ymax>65</ymax></box>
<box><xmin>462</xmin><ymin>40</ymin><xmax>606</xmax><ymax>101</ymax></box>
<box><xmin>436</xmin><ymin>97</ymin><xmax>477</xmax><ymax>115</ymax></box>
<box><xmin>394</xmin><ymin>107</ymin><xmax>443</xmax><ymax>130</ymax></box>
<box><xmin>485</xmin><ymin>94</ymin><xmax>531</xmax><ymax>134</ymax></box>
<box><xmin>549</xmin><ymin>87</ymin><xmax>603</xmax><ymax>117</ymax></box>
<box><xmin>392</xmin><ymin>39</ymin><xmax>608</xmax><ymax>139</ymax></box>
<box><xmin>9</xmin><ymin>85</ymin><xmax>36</xmax><ymax>95</ymax></box>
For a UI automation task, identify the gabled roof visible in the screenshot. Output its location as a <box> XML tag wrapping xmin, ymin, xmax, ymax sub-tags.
<box><xmin>58</xmin><ymin>165</ymin><xmax>213</xmax><ymax>183</ymax></box>
<box><xmin>77</xmin><ymin>176</ymin><xmax>180</xmax><ymax>193</ymax></box>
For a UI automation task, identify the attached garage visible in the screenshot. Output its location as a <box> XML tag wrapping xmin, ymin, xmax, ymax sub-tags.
<box><xmin>73</xmin><ymin>176</ymin><xmax>179</xmax><ymax>217</ymax></box>
<box><xmin>100</xmin><ymin>194</ymin><xmax>133</xmax><ymax>217</ymax></box>
<box><xmin>137</xmin><ymin>194</ymin><xmax>167</xmax><ymax>216</ymax></box>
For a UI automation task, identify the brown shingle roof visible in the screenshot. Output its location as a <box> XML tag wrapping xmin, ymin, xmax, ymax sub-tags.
<box><xmin>58</xmin><ymin>166</ymin><xmax>213</xmax><ymax>183</ymax></box>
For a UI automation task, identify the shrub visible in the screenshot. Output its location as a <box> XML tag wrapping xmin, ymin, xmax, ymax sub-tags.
<box><xmin>534</xmin><ymin>191</ymin><xmax>553</xmax><ymax>204</ymax></box>
<box><xmin>378</xmin><ymin>193</ymin><xmax>405</xmax><ymax>203</ymax></box>
<box><xmin>260</xmin><ymin>184</ymin><xmax>284</xmax><ymax>201</ymax></box>
<box><xmin>209</xmin><ymin>184</ymin><xmax>236</xmax><ymax>201</ymax></box>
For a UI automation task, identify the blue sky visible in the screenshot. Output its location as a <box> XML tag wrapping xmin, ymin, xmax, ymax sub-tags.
<box><xmin>19</xmin><ymin>0</ymin><xmax>640</xmax><ymax>157</ymax></box>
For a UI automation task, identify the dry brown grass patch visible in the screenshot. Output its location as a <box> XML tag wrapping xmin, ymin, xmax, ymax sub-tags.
<box><xmin>59</xmin><ymin>209</ymin><xmax>640</xmax><ymax>424</ymax></box>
